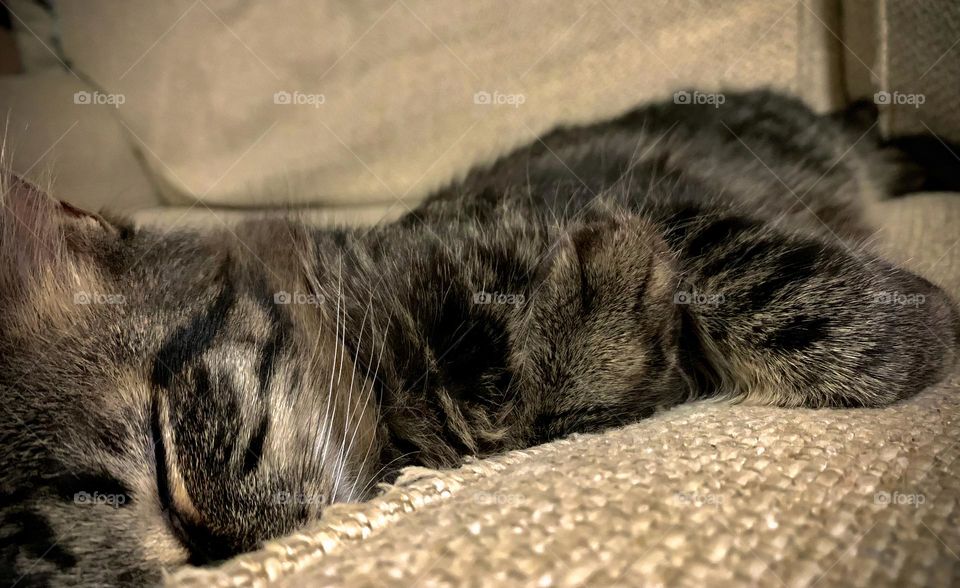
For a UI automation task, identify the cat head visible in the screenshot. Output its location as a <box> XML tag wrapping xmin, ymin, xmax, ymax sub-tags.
<box><xmin>0</xmin><ymin>173</ymin><xmax>381</xmax><ymax>585</ymax></box>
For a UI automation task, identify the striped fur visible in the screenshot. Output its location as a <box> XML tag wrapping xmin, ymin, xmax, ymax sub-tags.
<box><xmin>1</xmin><ymin>90</ymin><xmax>957</xmax><ymax>585</ymax></box>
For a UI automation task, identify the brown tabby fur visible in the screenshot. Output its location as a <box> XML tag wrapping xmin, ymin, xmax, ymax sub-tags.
<box><xmin>1</xmin><ymin>90</ymin><xmax>957</xmax><ymax>586</ymax></box>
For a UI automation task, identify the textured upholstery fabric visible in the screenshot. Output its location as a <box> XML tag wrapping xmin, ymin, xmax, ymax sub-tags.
<box><xmin>168</xmin><ymin>194</ymin><xmax>960</xmax><ymax>587</ymax></box>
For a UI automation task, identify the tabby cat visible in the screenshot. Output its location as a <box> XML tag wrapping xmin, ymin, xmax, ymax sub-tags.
<box><xmin>1</xmin><ymin>90</ymin><xmax>957</xmax><ymax>586</ymax></box>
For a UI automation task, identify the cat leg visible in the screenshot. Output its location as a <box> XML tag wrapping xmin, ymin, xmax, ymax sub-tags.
<box><xmin>672</xmin><ymin>215</ymin><xmax>959</xmax><ymax>407</ymax></box>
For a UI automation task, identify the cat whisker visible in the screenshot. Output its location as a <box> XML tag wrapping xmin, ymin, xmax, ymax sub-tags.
<box><xmin>343</xmin><ymin>313</ymin><xmax>391</xmax><ymax>502</ymax></box>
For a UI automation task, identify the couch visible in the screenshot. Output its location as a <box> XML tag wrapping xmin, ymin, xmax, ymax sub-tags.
<box><xmin>1</xmin><ymin>1</ymin><xmax>958</xmax><ymax>586</ymax></box>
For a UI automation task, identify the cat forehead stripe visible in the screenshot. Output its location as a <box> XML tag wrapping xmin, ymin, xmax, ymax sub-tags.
<box><xmin>151</xmin><ymin>283</ymin><xmax>237</xmax><ymax>389</ymax></box>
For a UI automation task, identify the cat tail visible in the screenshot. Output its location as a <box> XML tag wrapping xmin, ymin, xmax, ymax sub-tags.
<box><xmin>833</xmin><ymin>98</ymin><xmax>960</xmax><ymax>196</ymax></box>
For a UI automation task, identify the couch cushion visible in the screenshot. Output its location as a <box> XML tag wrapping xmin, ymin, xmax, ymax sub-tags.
<box><xmin>56</xmin><ymin>0</ymin><xmax>815</xmax><ymax>208</ymax></box>
<box><xmin>0</xmin><ymin>71</ymin><xmax>158</xmax><ymax>211</ymax></box>
<box><xmin>870</xmin><ymin>193</ymin><xmax>960</xmax><ymax>298</ymax></box>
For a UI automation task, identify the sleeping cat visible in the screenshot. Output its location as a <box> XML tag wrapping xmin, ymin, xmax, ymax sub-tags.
<box><xmin>1</xmin><ymin>90</ymin><xmax>957</xmax><ymax>586</ymax></box>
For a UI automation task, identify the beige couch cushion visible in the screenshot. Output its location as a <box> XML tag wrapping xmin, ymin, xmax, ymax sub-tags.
<box><xmin>55</xmin><ymin>0</ymin><xmax>817</xmax><ymax>208</ymax></box>
<box><xmin>0</xmin><ymin>71</ymin><xmax>158</xmax><ymax>212</ymax></box>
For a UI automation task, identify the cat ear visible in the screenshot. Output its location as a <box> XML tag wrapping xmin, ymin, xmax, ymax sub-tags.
<box><xmin>0</xmin><ymin>171</ymin><xmax>111</xmax><ymax>297</ymax></box>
